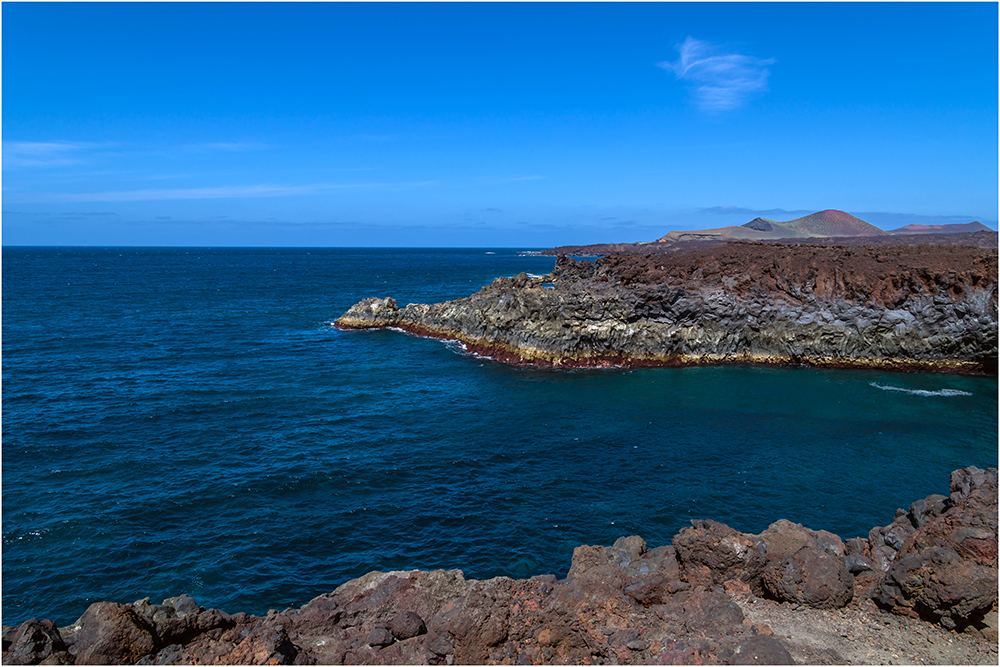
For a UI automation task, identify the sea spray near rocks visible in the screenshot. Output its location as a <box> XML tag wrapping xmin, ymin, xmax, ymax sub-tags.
<box><xmin>870</xmin><ymin>382</ymin><xmax>974</xmax><ymax>396</ymax></box>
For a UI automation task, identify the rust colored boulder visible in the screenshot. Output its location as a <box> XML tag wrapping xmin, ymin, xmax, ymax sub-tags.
<box><xmin>131</xmin><ymin>596</ymin><xmax>234</xmax><ymax>647</ymax></box>
<box><xmin>757</xmin><ymin>519</ymin><xmax>845</xmax><ymax>558</ymax></box>
<box><xmin>870</xmin><ymin>466</ymin><xmax>998</xmax><ymax>630</ymax></box>
<box><xmin>762</xmin><ymin>547</ymin><xmax>854</xmax><ymax>609</ymax></box>
<box><xmin>897</xmin><ymin>466</ymin><xmax>998</xmax><ymax>567</ymax></box>
<box><xmin>66</xmin><ymin>601</ymin><xmax>157</xmax><ymax>664</ymax></box>
<box><xmin>217</xmin><ymin>622</ymin><xmax>299</xmax><ymax>665</ymax></box>
<box><xmin>873</xmin><ymin>546</ymin><xmax>998</xmax><ymax>630</ymax></box>
<box><xmin>673</xmin><ymin>519</ymin><xmax>766</xmax><ymax>590</ymax></box>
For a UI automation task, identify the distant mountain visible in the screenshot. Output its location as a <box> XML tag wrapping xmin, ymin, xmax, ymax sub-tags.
<box><xmin>656</xmin><ymin>209</ymin><xmax>885</xmax><ymax>243</ymax></box>
<box><xmin>888</xmin><ymin>221</ymin><xmax>992</xmax><ymax>235</ymax></box>
<box><xmin>773</xmin><ymin>209</ymin><xmax>888</xmax><ymax>237</ymax></box>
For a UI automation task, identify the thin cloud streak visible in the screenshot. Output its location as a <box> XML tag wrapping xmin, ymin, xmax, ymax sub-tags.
<box><xmin>176</xmin><ymin>141</ymin><xmax>274</xmax><ymax>153</ymax></box>
<box><xmin>659</xmin><ymin>37</ymin><xmax>774</xmax><ymax>111</ymax></box>
<box><xmin>2</xmin><ymin>141</ymin><xmax>103</xmax><ymax>167</ymax></box>
<box><xmin>23</xmin><ymin>181</ymin><xmax>440</xmax><ymax>203</ymax></box>
<box><xmin>700</xmin><ymin>206</ymin><xmax>813</xmax><ymax>217</ymax></box>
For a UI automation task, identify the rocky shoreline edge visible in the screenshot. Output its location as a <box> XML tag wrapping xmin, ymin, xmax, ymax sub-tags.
<box><xmin>4</xmin><ymin>467</ymin><xmax>997</xmax><ymax>665</ymax></box>
<box><xmin>335</xmin><ymin>242</ymin><xmax>998</xmax><ymax>375</ymax></box>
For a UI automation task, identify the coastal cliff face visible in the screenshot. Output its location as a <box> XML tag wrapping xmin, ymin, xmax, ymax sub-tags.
<box><xmin>336</xmin><ymin>242</ymin><xmax>998</xmax><ymax>373</ymax></box>
<box><xmin>3</xmin><ymin>468</ymin><xmax>996</xmax><ymax>665</ymax></box>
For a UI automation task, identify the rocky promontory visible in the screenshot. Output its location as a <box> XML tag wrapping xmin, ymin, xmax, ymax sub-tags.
<box><xmin>4</xmin><ymin>467</ymin><xmax>997</xmax><ymax>665</ymax></box>
<box><xmin>336</xmin><ymin>242</ymin><xmax>998</xmax><ymax>374</ymax></box>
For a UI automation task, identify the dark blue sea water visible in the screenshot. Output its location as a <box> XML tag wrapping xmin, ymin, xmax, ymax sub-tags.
<box><xmin>3</xmin><ymin>247</ymin><xmax>997</xmax><ymax>626</ymax></box>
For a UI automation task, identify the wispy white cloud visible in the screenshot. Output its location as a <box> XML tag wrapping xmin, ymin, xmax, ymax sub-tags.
<box><xmin>178</xmin><ymin>141</ymin><xmax>273</xmax><ymax>153</ymax></box>
<box><xmin>3</xmin><ymin>139</ymin><xmax>273</xmax><ymax>169</ymax></box>
<box><xmin>659</xmin><ymin>37</ymin><xmax>774</xmax><ymax>111</ymax></box>
<box><xmin>700</xmin><ymin>206</ymin><xmax>812</xmax><ymax>217</ymax></box>
<box><xmin>2</xmin><ymin>141</ymin><xmax>104</xmax><ymax>168</ymax></box>
<box><xmin>20</xmin><ymin>180</ymin><xmax>440</xmax><ymax>203</ymax></box>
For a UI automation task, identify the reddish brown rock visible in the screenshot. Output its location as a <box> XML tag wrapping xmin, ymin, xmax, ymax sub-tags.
<box><xmin>870</xmin><ymin>466</ymin><xmax>999</xmax><ymax>629</ymax></box>
<box><xmin>67</xmin><ymin>602</ymin><xmax>157</xmax><ymax>664</ymax></box>
<box><xmin>656</xmin><ymin>588</ymin><xmax>745</xmax><ymax>634</ymax></box>
<box><xmin>897</xmin><ymin>467</ymin><xmax>998</xmax><ymax>567</ymax></box>
<box><xmin>756</xmin><ymin>519</ymin><xmax>845</xmax><ymax>558</ymax></box>
<box><xmin>874</xmin><ymin>546</ymin><xmax>998</xmax><ymax>630</ymax></box>
<box><xmin>388</xmin><ymin>611</ymin><xmax>426</xmax><ymax>640</ymax></box>
<box><xmin>216</xmin><ymin>622</ymin><xmax>299</xmax><ymax>665</ymax></box>
<box><xmin>673</xmin><ymin>520</ymin><xmax>767</xmax><ymax>591</ymax></box>
<box><xmin>762</xmin><ymin>547</ymin><xmax>854</xmax><ymax>609</ymax></box>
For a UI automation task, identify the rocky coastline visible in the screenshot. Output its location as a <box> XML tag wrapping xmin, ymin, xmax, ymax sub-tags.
<box><xmin>4</xmin><ymin>467</ymin><xmax>997</xmax><ymax>665</ymax></box>
<box><xmin>336</xmin><ymin>242</ymin><xmax>998</xmax><ymax>374</ymax></box>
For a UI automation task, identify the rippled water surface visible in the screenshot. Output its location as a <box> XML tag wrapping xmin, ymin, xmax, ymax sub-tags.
<box><xmin>3</xmin><ymin>247</ymin><xmax>997</xmax><ymax>625</ymax></box>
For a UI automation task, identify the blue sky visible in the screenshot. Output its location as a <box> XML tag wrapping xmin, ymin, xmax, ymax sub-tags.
<box><xmin>3</xmin><ymin>2</ymin><xmax>997</xmax><ymax>247</ymax></box>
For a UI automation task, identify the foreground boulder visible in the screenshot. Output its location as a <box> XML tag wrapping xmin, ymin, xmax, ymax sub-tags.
<box><xmin>874</xmin><ymin>547</ymin><xmax>997</xmax><ymax>630</ymax></box>
<box><xmin>873</xmin><ymin>466</ymin><xmax>999</xmax><ymax>629</ymax></box>
<box><xmin>2</xmin><ymin>619</ymin><xmax>70</xmax><ymax>665</ymax></box>
<box><xmin>761</xmin><ymin>547</ymin><xmax>854</xmax><ymax>610</ymax></box>
<box><xmin>672</xmin><ymin>520</ymin><xmax>767</xmax><ymax>590</ymax></box>
<box><xmin>63</xmin><ymin>602</ymin><xmax>157</xmax><ymax>664</ymax></box>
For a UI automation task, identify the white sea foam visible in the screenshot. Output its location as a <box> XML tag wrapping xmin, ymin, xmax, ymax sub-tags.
<box><xmin>870</xmin><ymin>382</ymin><xmax>972</xmax><ymax>397</ymax></box>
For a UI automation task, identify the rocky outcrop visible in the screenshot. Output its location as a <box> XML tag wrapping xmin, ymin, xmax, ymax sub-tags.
<box><xmin>3</xmin><ymin>468</ymin><xmax>995</xmax><ymax>665</ymax></box>
<box><xmin>336</xmin><ymin>242</ymin><xmax>998</xmax><ymax>374</ymax></box>
<box><xmin>873</xmin><ymin>467</ymin><xmax>999</xmax><ymax>630</ymax></box>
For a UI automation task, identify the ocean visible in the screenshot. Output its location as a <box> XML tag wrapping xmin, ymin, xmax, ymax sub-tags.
<box><xmin>2</xmin><ymin>246</ymin><xmax>997</xmax><ymax>626</ymax></box>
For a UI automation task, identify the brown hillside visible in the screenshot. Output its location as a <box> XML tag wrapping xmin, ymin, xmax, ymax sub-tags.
<box><xmin>782</xmin><ymin>209</ymin><xmax>887</xmax><ymax>237</ymax></box>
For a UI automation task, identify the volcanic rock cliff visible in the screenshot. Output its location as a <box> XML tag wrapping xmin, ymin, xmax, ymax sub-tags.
<box><xmin>336</xmin><ymin>242</ymin><xmax>998</xmax><ymax>374</ymax></box>
<box><xmin>3</xmin><ymin>468</ymin><xmax>996</xmax><ymax>665</ymax></box>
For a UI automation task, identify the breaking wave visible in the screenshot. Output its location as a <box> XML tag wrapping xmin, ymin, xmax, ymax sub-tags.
<box><xmin>870</xmin><ymin>382</ymin><xmax>972</xmax><ymax>397</ymax></box>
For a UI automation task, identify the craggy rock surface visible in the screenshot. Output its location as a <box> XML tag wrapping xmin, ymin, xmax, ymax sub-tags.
<box><xmin>336</xmin><ymin>241</ymin><xmax>998</xmax><ymax>374</ymax></box>
<box><xmin>3</xmin><ymin>468</ymin><xmax>997</xmax><ymax>665</ymax></box>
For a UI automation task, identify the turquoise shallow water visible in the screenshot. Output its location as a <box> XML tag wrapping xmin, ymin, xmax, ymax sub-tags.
<box><xmin>2</xmin><ymin>247</ymin><xmax>997</xmax><ymax>625</ymax></box>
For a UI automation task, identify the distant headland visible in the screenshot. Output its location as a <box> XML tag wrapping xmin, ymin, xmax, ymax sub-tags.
<box><xmin>337</xmin><ymin>239</ymin><xmax>998</xmax><ymax>375</ymax></box>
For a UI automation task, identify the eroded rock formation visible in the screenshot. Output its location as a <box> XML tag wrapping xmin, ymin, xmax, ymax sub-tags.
<box><xmin>336</xmin><ymin>242</ymin><xmax>998</xmax><ymax>374</ymax></box>
<box><xmin>3</xmin><ymin>467</ymin><xmax>996</xmax><ymax>665</ymax></box>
